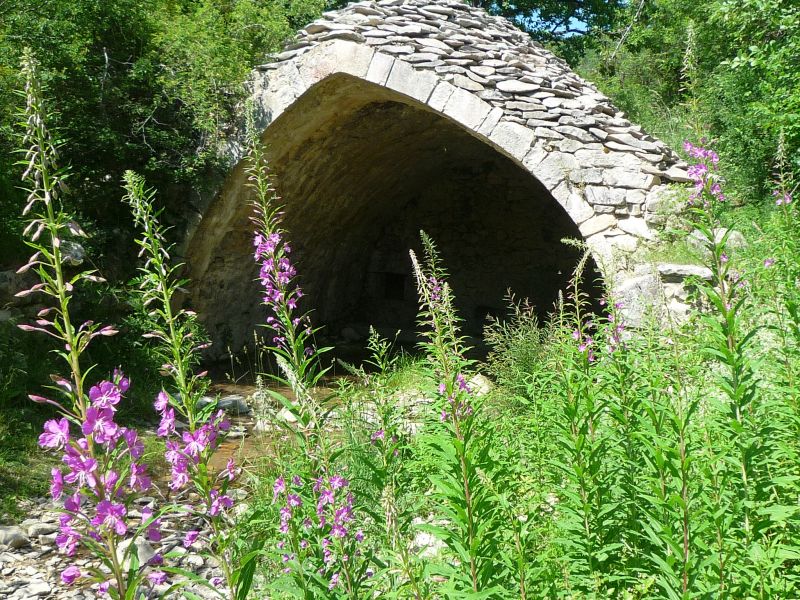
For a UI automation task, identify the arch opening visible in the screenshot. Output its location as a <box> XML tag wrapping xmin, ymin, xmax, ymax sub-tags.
<box><xmin>188</xmin><ymin>74</ymin><xmax>600</xmax><ymax>354</ymax></box>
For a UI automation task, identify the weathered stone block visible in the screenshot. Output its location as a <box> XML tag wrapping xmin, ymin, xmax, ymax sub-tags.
<box><xmin>585</xmin><ymin>186</ymin><xmax>626</xmax><ymax>207</ymax></box>
<box><xmin>385</xmin><ymin>58</ymin><xmax>438</xmax><ymax>103</ymax></box>
<box><xmin>427</xmin><ymin>81</ymin><xmax>455</xmax><ymax>111</ymax></box>
<box><xmin>366</xmin><ymin>51</ymin><xmax>395</xmax><ymax>85</ymax></box>
<box><xmin>442</xmin><ymin>86</ymin><xmax>492</xmax><ymax>129</ymax></box>
<box><xmin>580</xmin><ymin>213</ymin><xmax>616</xmax><ymax>236</ymax></box>
<box><xmin>489</xmin><ymin>119</ymin><xmax>535</xmax><ymax>161</ymax></box>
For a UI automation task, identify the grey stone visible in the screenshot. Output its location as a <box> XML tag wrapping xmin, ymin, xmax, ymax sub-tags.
<box><xmin>26</xmin><ymin>581</ymin><xmax>51</xmax><ymax>597</ymax></box>
<box><xmin>580</xmin><ymin>214</ymin><xmax>616</xmax><ymax>236</ymax></box>
<box><xmin>657</xmin><ymin>263</ymin><xmax>713</xmax><ymax>282</ymax></box>
<box><xmin>24</xmin><ymin>522</ymin><xmax>58</xmax><ymax>538</ymax></box>
<box><xmin>495</xmin><ymin>79</ymin><xmax>540</xmax><ymax>94</ymax></box>
<box><xmin>555</xmin><ymin>125</ymin><xmax>595</xmax><ymax>143</ymax></box>
<box><xmin>585</xmin><ymin>186</ymin><xmax>626</xmax><ymax>207</ymax></box>
<box><xmin>442</xmin><ymin>86</ymin><xmax>492</xmax><ymax>130</ymax></box>
<box><xmin>0</xmin><ymin>527</ymin><xmax>30</xmax><ymax>550</ymax></box>
<box><xmin>489</xmin><ymin>120</ymin><xmax>535</xmax><ymax>161</ymax></box>
<box><xmin>386</xmin><ymin>59</ymin><xmax>438</xmax><ymax>102</ymax></box>
<box><xmin>117</xmin><ymin>537</ymin><xmax>156</xmax><ymax>570</ymax></box>
<box><xmin>616</xmin><ymin>273</ymin><xmax>665</xmax><ymax>328</ymax></box>
<box><xmin>450</xmin><ymin>73</ymin><xmax>484</xmax><ymax>91</ymax></box>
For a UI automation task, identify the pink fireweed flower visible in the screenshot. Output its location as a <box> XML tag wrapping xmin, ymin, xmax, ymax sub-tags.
<box><xmin>329</xmin><ymin>475</ymin><xmax>348</xmax><ymax>490</ymax></box>
<box><xmin>371</xmin><ymin>429</ymin><xmax>385</xmax><ymax>443</ymax></box>
<box><xmin>61</xmin><ymin>565</ymin><xmax>81</xmax><ymax>585</ymax></box>
<box><xmin>122</xmin><ymin>428</ymin><xmax>144</xmax><ymax>459</ymax></box>
<box><xmin>764</xmin><ymin>258</ymin><xmax>776</xmax><ymax>268</ymax></box>
<box><xmin>291</xmin><ymin>475</ymin><xmax>303</xmax><ymax>487</ymax></box>
<box><xmin>141</xmin><ymin>507</ymin><xmax>162</xmax><ymax>542</ymax></box>
<box><xmin>81</xmin><ymin>406</ymin><xmax>119</xmax><ymax>445</ymax></box>
<box><xmin>329</xmin><ymin>572</ymin><xmax>340</xmax><ymax>590</ymax></box>
<box><xmin>57</xmin><ymin>524</ymin><xmax>81</xmax><ymax>556</ymax></box>
<box><xmin>319</xmin><ymin>488</ymin><xmax>335</xmax><ymax>505</ymax></box>
<box><xmin>63</xmin><ymin>493</ymin><xmax>82</xmax><ymax>513</ymax></box>
<box><xmin>287</xmin><ymin>494</ymin><xmax>302</xmax><ymax>508</ymax></box>
<box><xmin>209</xmin><ymin>490</ymin><xmax>233</xmax><ymax>516</ymax></box>
<box><xmin>280</xmin><ymin>506</ymin><xmax>293</xmax><ymax>523</ymax></box>
<box><xmin>39</xmin><ymin>418</ymin><xmax>70</xmax><ymax>449</ymax></box>
<box><xmin>223</xmin><ymin>457</ymin><xmax>240</xmax><ymax>482</ymax></box>
<box><xmin>334</xmin><ymin>505</ymin><xmax>353</xmax><ymax>525</ymax></box>
<box><xmin>154</xmin><ymin>390</ymin><xmax>169</xmax><ymax>412</ymax></box>
<box><xmin>456</xmin><ymin>373</ymin><xmax>470</xmax><ymax>393</ymax></box>
<box><xmin>88</xmin><ymin>380</ymin><xmax>121</xmax><ymax>411</ymax></box>
<box><xmin>63</xmin><ymin>451</ymin><xmax>98</xmax><ymax>489</ymax></box>
<box><xmin>182</xmin><ymin>429</ymin><xmax>207</xmax><ymax>460</ymax></box>
<box><xmin>157</xmin><ymin>407</ymin><xmax>175</xmax><ymax>437</ymax></box>
<box><xmin>50</xmin><ymin>467</ymin><xmax>64</xmax><ymax>500</ymax></box>
<box><xmin>164</xmin><ymin>440</ymin><xmax>183</xmax><ymax>465</ymax></box>
<box><xmin>169</xmin><ymin>459</ymin><xmax>189</xmax><ymax>491</ymax></box>
<box><xmin>210</xmin><ymin>409</ymin><xmax>230</xmax><ymax>432</ymax></box>
<box><xmin>129</xmin><ymin>462</ymin><xmax>151</xmax><ymax>492</ymax></box>
<box><xmin>774</xmin><ymin>190</ymin><xmax>792</xmax><ymax>206</ymax></box>
<box><xmin>101</xmin><ymin>470</ymin><xmax>120</xmax><ymax>497</ymax></box>
<box><xmin>97</xmin><ymin>581</ymin><xmax>111</xmax><ymax>595</ymax></box>
<box><xmin>92</xmin><ymin>500</ymin><xmax>127</xmax><ymax>536</ymax></box>
<box><xmin>183</xmin><ymin>530</ymin><xmax>200</xmax><ymax>548</ymax></box>
<box><xmin>112</xmin><ymin>368</ymin><xmax>130</xmax><ymax>392</ymax></box>
<box><xmin>273</xmin><ymin>477</ymin><xmax>286</xmax><ymax>499</ymax></box>
<box><xmin>148</xmin><ymin>571</ymin><xmax>168</xmax><ymax>586</ymax></box>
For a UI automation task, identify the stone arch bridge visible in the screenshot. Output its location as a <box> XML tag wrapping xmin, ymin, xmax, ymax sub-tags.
<box><xmin>183</xmin><ymin>0</ymin><xmax>693</xmax><ymax>356</ymax></box>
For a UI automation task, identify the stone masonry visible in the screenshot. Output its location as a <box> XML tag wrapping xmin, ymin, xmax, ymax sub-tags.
<box><xmin>183</xmin><ymin>0</ymin><xmax>696</xmax><ymax>353</ymax></box>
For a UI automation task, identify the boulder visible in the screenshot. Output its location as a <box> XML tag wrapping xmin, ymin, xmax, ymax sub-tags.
<box><xmin>0</xmin><ymin>526</ymin><xmax>29</xmax><ymax>550</ymax></box>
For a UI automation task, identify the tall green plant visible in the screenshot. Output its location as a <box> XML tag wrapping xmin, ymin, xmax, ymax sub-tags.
<box><xmin>410</xmin><ymin>232</ymin><xmax>504</xmax><ymax>597</ymax></box>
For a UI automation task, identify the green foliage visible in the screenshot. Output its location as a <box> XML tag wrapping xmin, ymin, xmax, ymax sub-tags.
<box><xmin>580</xmin><ymin>0</ymin><xmax>800</xmax><ymax>200</ymax></box>
<box><xmin>0</xmin><ymin>0</ymin><xmax>324</xmax><ymax>268</ymax></box>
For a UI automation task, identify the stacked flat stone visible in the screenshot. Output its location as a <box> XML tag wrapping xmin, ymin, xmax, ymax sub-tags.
<box><xmin>255</xmin><ymin>0</ymin><xmax>692</xmax><ymax>256</ymax></box>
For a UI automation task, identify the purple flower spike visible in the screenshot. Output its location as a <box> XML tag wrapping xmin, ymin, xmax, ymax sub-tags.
<box><xmin>148</xmin><ymin>571</ymin><xmax>168</xmax><ymax>586</ymax></box>
<box><xmin>92</xmin><ymin>500</ymin><xmax>127</xmax><ymax>536</ymax></box>
<box><xmin>39</xmin><ymin>418</ymin><xmax>70</xmax><ymax>449</ymax></box>
<box><xmin>157</xmin><ymin>407</ymin><xmax>175</xmax><ymax>437</ymax></box>
<box><xmin>183</xmin><ymin>530</ymin><xmax>200</xmax><ymax>548</ymax></box>
<box><xmin>88</xmin><ymin>380</ymin><xmax>121</xmax><ymax>411</ymax></box>
<box><xmin>50</xmin><ymin>467</ymin><xmax>64</xmax><ymax>500</ymax></box>
<box><xmin>273</xmin><ymin>477</ymin><xmax>286</xmax><ymax>499</ymax></box>
<box><xmin>61</xmin><ymin>565</ymin><xmax>81</xmax><ymax>585</ymax></box>
<box><xmin>154</xmin><ymin>390</ymin><xmax>169</xmax><ymax>412</ymax></box>
<box><xmin>81</xmin><ymin>406</ymin><xmax>119</xmax><ymax>445</ymax></box>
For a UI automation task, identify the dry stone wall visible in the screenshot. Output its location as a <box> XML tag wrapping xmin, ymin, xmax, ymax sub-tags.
<box><xmin>248</xmin><ymin>0</ymin><xmax>693</xmax><ymax>270</ymax></box>
<box><xmin>184</xmin><ymin>0</ymin><xmax>699</xmax><ymax>352</ymax></box>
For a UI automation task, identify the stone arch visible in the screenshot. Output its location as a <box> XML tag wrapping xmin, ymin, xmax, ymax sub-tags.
<box><xmin>184</xmin><ymin>0</ymin><xmax>691</xmax><ymax>354</ymax></box>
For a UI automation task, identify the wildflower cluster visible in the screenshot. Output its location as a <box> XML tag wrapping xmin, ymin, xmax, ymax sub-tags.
<box><xmin>273</xmin><ymin>472</ymin><xmax>369</xmax><ymax>596</ymax></box>
<box><xmin>572</xmin><ymin>327</ymin><xmax>596</xmax><ymax>362</ymax></box>
<box><xmin>250</xmin><ymin>170</ymin><xmax>312</xmax><ymax>363</ymax></box>
<box><xmin>438</xmin><ymin>373</ymin><xmax>474</xmax><ymax>422</ymax></box>
<box><xmin>683</xmin><ymin>140</ymin><xmax>725</xmax><ymax>205</ymax></box>
<box><xmin>773</xmin><ymin>189</ymin><xmax>793</xmax><ymax>206</ymax></box>
<box><xmin>155</xmin><ymin>391</ymin><xmax>236</xmax><ymax>500</ymax></box>
<box><xmin>600</xmin><ymin>298</ymin><xmax>626</xmax><ymax>353</ymax></box>
<box><xmin>40</xmin><ymin>371</ymin><xmax>171</xmax><ymax>594</ymax></box>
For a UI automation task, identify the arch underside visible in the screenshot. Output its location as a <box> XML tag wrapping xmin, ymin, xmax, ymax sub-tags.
<box><xmin>188</xmin><ymin>74</ymin><xmax>598</xmax><ymax>354</ymax></box>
